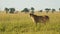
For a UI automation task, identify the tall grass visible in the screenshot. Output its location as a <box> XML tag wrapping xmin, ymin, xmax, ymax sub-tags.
<box><xmin>0</xmin><ymin>12</ymin><xmax>60</xmax><ymax>34</ymax></box>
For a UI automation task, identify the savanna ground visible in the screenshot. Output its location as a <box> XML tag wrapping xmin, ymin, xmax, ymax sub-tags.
<box><xmin>0</xmin><ymin>11</ymin><xmax>60</xmax><ymax>34</ymax></box>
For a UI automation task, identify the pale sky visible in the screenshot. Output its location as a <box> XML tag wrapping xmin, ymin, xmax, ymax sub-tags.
<box><xmin>0</xmin><ymin>0</ymin><xmax>60</xmax><ymax>11</ymax></box>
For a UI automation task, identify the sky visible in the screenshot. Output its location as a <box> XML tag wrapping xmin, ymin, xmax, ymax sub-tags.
<box><xmin>0</xmin><ymin>0</ymin><xmax>60</xmax><ymax>11</ymax></box>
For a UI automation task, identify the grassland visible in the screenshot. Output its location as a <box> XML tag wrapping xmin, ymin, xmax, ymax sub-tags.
<box><xmin>0</xmin><ymin>12</ymin><xmax>60</xmax><ymax>34</ymax></box>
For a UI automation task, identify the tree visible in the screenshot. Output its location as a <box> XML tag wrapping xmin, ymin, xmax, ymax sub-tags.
<box><xmin>4</xmin><ymin>8</ymin><xmax>9</xmax><ymax>14</ymax></box>
<box><xmin>52</xmin><ymin>8</ymin><xmax>56</xmax><ymax>13</ymax></box>
<box><xmin>45</xmin><ymin>8</ymin><xmax>51</xmax><ymax>13</ymax></box>
<box><xmin>39</xmin><ymin>10</ymin><xmax>43</xmax><ymax>12</ymax></box>
<box><xmin>21</xmin><ymin>8</ymin><xmax>29</xmax><ymax>13</ymax></box>
<box><xmin>31</xmin><ymin>7</ymin><xmax>35</xmax><ymax>14</ymax></box>
<box><xmin>9</xmin><ymin>8</ymin><xmax>15</xmax><ymax>13</ymax></box>
<box><xmin>59</xmin><ymin>8</ymin><xmax>60</xmax><ymax>12</ymax></box>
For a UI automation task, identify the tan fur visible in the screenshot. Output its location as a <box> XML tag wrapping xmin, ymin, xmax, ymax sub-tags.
<box><xmin>30</xmin><ymin>16</ymin><xmax>35</xmax><ymax>23</ymax></box>
<box><xmin>29</xmin><ymin>13</ymin><xmax>49</xmax><ymax>24</ymax></box>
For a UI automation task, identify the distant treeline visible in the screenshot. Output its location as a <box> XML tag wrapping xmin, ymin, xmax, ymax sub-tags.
<box><xmin>3</xmin><ymin>7</ymin><xmax>60</xmax><ymax>14</ymax></box>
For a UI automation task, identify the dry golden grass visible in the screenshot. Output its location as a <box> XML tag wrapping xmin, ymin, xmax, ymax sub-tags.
<box><xmin>0</xmin><ymin>11</ymin><xmax>60</xmax><ymax>34</ymax></box>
